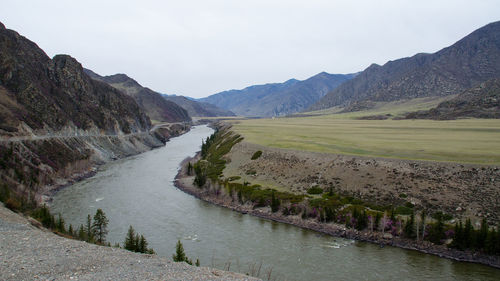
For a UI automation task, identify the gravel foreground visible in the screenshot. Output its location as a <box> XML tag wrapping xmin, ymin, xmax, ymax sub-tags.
<box><xmin>0</xmin><ymin>204</ymin><xmax>259</xmax><ymax>281</ymax></box>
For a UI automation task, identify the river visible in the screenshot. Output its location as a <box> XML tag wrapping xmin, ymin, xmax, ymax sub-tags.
<box><xmin>51</xmin><ymin>125</ymin><xmax>500</xmax><ymax>281</ymax></box>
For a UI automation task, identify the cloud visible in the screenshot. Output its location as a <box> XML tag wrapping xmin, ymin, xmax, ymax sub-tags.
<box><xmin>1</xmin><ymin>0</ymin><xmax>499</xmax><ymax>97</ymax></box>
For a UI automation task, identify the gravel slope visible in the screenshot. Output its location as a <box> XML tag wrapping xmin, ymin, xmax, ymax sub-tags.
<box><xmin>0</xmin><ymin>204</ymin><xmax>259</xmax><ymax>281</ymax></box>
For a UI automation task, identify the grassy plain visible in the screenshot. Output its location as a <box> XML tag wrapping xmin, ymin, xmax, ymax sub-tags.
<box><xmin>231</xmin><ymin>116</ymin><xmax>500</xmax><ymax>165</ymax></box>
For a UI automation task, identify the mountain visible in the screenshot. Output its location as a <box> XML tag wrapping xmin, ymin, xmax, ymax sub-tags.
<box><xmin>0</xmin><ymin>23</ymin><xmax>151</xmax><ymax>136</ymax></box>
<box><xmin>200</xmin><ymin>72</ymin><xmax>355</xmax><ymax>117</ymax></box>
<box><xmin>405</xmin><ymin>78</ymin><xmax>500</xmax><ymax>120</ymax></box>
<box><xmin>0</xmin><ymin>22</ymin><xmax>191</xmax><ymax>203</ymax></box>
<box><xmin>84</xmin><ymin>70</ymin><xmax>190</xmax><ymax>123</ymax></box>
<box><xmin>310</xmin><ymin>21</ymin><xmax>500</xmax><ymax>112</ymax></box>
<box><xmin>162</xmin><ymin>95</ymin><xmax>235</xmax><ymax>117</ymax></box>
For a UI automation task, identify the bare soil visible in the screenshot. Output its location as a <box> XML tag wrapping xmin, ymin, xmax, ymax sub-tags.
<box><xmin>223</xmin><ymin>141</ymin><xmax>500</xmax><ymax>226</ymax></box>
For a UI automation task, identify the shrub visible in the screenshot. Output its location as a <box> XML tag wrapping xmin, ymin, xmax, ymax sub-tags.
<box><xmin>307</xmin><ymin>186</ymin><xmax>323</xmax><ymax>195</ymax></box>
<box><xmin>251</xmin><ymin>150</ymin><xmax>262</xmax><ymax>160</ymax></box>
<box><xmin>395</xmin><ymin>205</ymin><xmax>413</xmax><ymax>215</ymax></box>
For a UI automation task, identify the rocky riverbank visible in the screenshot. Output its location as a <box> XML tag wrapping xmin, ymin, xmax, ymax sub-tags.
<box><xmin>175</xmin><ymin>155</ymin><xmax>500</xmax><ymax>269</ymax></box>
<box><xmin>31</xmin><ymin>123</ymin><xmax>190</xmax><ymax>204</ymax></box>
<box><xmin>0</xmin><ymin>203</ymin><xmax>259</xmax><ymax>281</ymax></box>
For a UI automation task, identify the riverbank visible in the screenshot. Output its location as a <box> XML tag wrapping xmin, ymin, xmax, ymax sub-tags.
<box><xmin>0</xmin><ymin>202</ymin><xmax>258</xmax><ymax>281</ymax></box>
<box><xmin>175</xmin><ymin>154</ymin><xmax>500</xmax><ymax>269</ymax></box>
<box><xmin>40</xmin><ymin>123</ymin><xmax>191</xmax><ymax>205</ymax></box>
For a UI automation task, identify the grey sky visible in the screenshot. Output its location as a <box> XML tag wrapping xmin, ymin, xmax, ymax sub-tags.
<box><xmin>1</xmin><ymin>0</ymin><xmax>499</xmax><ymax>98</ymax></box>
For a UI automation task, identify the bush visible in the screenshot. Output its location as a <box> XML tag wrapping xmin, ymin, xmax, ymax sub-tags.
<box><xmin>251</xmin><ymin>151</ymin><xmax>262</xmax><ymax>160</ymax></box>
<box><xmin>307</xmin><ymin>186</ymin><xmax>323</xmax><ymax>195</ymax></box>
<box><xmin>395</xmin><ymin>205</ymin><xmax>413</xmax><ymax>215</ymax></box>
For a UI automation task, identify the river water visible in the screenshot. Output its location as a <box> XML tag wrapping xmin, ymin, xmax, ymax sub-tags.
<box><xmin>51</xmin><ymin>125</ymin><xmax>500</xmax><ymax>281</ymax></box>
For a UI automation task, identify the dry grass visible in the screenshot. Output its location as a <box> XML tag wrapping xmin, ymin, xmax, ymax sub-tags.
<box><xmin>297</xmin><ymin>96</ymin><xmax>456</xmax><ymax>119</ymax></box>
<box><xmin>231</xmin><ymin>117</ymin><xmax>500</xmax><ymax>165</ymax></box>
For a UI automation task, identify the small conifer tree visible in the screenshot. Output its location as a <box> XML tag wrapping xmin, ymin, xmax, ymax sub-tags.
<box><xmin>92</xmin><ymin>209</ymin><xmax>109</xmax><ymax>244</ymax></box>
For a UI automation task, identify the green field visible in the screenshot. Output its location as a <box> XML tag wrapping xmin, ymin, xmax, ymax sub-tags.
<box><xmin>231</xmin><ymin>116</ymin><xmax>500</xmax><ymax>165</ymax></box>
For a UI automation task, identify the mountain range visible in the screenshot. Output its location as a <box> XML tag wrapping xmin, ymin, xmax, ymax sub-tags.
<box><xmin>310</xmin><ymin>21</ymin><xmax>500</xmax><ymax>112</ymax></box>
<box><xmin>84</xmin><ymin>70</ymin><xmax>191</xmax><ymax>123</ymax></box>
<box><xmin>162</xmin><ymin>95</ymin><xmax>235</xmax><ymax>117</ymax></box>
<box><xmin>0</xmin><ymin>22</ymin><xmax>150</xmax><ymax>135</ymax></box>
<box><xmin>200</xmin><ymin>72</ymin><xmax>355</xmax><ymax>117</ymax></box>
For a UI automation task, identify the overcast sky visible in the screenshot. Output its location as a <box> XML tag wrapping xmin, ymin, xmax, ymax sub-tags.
<box><xmin>1</xmin><ymin>1</ymin><xmax>499</xmax><ymax>98</ymax></box>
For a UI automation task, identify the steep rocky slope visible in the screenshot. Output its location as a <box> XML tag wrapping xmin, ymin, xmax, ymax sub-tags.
<box><xmin>163</xmin><ymin>95</ymin><xmax>235</xmax><ymax>117</ymax></box>
<box><xmin>201</xmin><ymin>72</ymin><xmax>355</xmax><ymax>117</ymax></box>
<box><xmin>405</xmin><ymin>77</ymin><xmax>500</xmax><ymax>119</ymax></box>
<box><xmin>310</xmin><ymin>21</ymin><xmax>500</xmax><ymax>111</ymax></box>
<box><xmin>0</xmin><ymin>24</ymin><xmax>150</xmax><ymax>136</ymax></box>
<box><xmin>84</xmin><ymin>70</ymin><xmax>191</xmax><ymax>123</ymax></box>
<box><xmin>0</xmin><ymin>22</ymin><xmax>186</xmax><ymax>202</ymax></box>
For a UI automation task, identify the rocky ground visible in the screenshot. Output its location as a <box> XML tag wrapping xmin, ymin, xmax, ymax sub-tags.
<box><xmin>223</xmin><ymin>141</ymin><xmax>500</xmax><ymax>226</ymax></box>
<box><xmin>0</xmin><ymin>204</ymin><xmax>259</xmax><ymax>281</ymax></box>
<box><xmin>175</xmin><ymin>157</ymin><xmax>500</xmax><ymax>269</ymax></box>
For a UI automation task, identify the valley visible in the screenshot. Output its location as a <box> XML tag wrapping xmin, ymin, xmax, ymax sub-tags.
<box><xmin>1</xmin><ymin>11</ymin><xmax>500</xmax><ymax>281</ymax></box>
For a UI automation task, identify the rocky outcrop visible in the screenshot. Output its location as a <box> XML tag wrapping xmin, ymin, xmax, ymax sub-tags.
<box><xmin>405</xmin><ymin>77</ymin><xmax>500</xmax><ymax>119</ymax></box>
<box><xmin>0</xmin><ymin>27</ymin><xmax>151</xmax><ymax>135</ymax></box>
<box><xmin>85</xmin><ymin>70</ymin><xmax>191</xmax><ymax>123</ymax></box>
<box><xmin>0</xmin><ymin>22</ymin><xmax>189</xmax><ymax>202</ymax></box>
<box><xmin>311</xmin><ymin>21</ymin><xmax>500</xmax><ymax>111</ymax></box>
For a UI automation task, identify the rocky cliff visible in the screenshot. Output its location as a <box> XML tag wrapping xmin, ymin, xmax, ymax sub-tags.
<box><xmin>0</xmin><ymin>22</ymin><xmax>186</xmax><ymax>203</ymax></box>
<box><xmin>85</xmin><ymin>70</ymin><xmax>191</xmax><ymax>123</ymax></box>
<box><xmin>310</xmin><ymin>21</ymin><xmax>500</xmax><ymax>111</ymax></box>
<box><xmin>405</xmin><ymin>77</ymin><xmax>500</xmax><ymax>119</ymax></box>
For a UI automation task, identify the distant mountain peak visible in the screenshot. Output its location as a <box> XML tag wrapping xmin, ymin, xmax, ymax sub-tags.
<box><xmin>85</xmin><ymin>70</ymin><xmax>190</xmax><ymax>122</ymax></box>
<box><xmin>310</xmin><ymin>20</ymin><xmax>500</xmax><ymax>112</ymax></box>
<box><xmin>200</xmin><ymin>71</ymin><xmax>354</xmax><ymax>117</ymax></box>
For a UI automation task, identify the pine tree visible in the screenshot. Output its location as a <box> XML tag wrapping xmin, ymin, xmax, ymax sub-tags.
<box><xmin>452</xmin><ymin>221</ymin><xmax>464</xmax><ymax>250</ymax></box>
<box><xmin>139</xmin><ymin>235</ymin><xmax>148</xmax><ymax>253</ymax></box>
<box><xmin>134</xmin><ymin>234</ymin><xmax>140</xmax><ymax>251</ymax></box>
<box><xmin>404</xmin><ymin>212</ymin><xmax>415</xmax><ymax>238</ymax></box>
<box><xmin>485</xmin><ymin>227</ymin><xmax>497</xmax><ymax>254</ymax></box>
<box><xmin>464</xmin><ymin>218</ymin><xmax>473</xmax><ymax>249</ymax></box>
<box><xmin>124</xmin><ymin>225</ymin><xmax>136</xmax><ymax>251</ymax></box>
<box><xmin>428</xmin><ymin>212</ymin><xmax>445</xmax><ymax>244</ymax></box>
<box><xmin>420</xmin><ymin>211</ymin><xmax>427</xmax><ymax>241</ymax></box>
<box><xmin>92</xmin><ymin>209</ymin><xmax>109</xmax><ymax>244</ymax></box>
<box><xmin>195</xmin><ymin>259</ymin><xmax>200</xmax><ymax>267</ymax></box>
<box><xmin>476</xmin><ymin>218</ymin><xmax>488</xmax><ymax>250</ymax></box>
<box><xmin>187</xmin><ymin>162</ymin><xmax>193</xmax><ymax>176</ymax></box>
<box><xmin>86</xmin><ymin>214</ymin><xmax>94</xmax><ymax>242</ymax></box>
<box><xmin>173</xmin><ymin>240</ymin><xmax>187</xmax><ymax>262</ymax></box>
<box><xmin>78</xmin><ymin>224</ymin><xmax>86</xmax><ymax>240</ymax></box>
<box><xmin>57</xmin><ymin>214</ymin><xmax>65</xmax><ymax>233</ymax></box>
<box><xmin>270</xmin><ymin>190</ymin><xmax>280</xmax><ymax>213</ymax></box>
<box><xmin>68</xmin><ymin>224</ymin><xmax>74</xmax><ymax>236</ymax></box>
